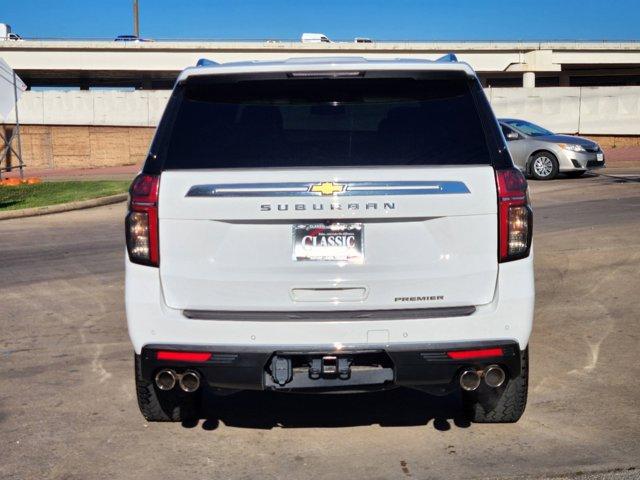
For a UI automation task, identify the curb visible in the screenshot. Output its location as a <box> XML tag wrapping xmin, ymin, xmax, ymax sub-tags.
<box><xmin>0</xmin><ymin>193</ymin><xmax>128</xmax><ymax>221</ymax></box>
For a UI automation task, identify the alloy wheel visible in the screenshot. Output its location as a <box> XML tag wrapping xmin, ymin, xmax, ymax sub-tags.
<box><xmin>533</xmin><ymin>156</ymin><xmax>554</xmax><ymax>178</ymax></box>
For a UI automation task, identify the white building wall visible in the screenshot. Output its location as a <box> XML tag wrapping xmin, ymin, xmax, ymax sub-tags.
<box><xmin>4</xmin><ymin>87</ymin><xmax>640</xmax><ymax>135</ymax></box>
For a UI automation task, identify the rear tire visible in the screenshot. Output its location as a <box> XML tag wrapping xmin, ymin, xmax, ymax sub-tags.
<box><xmin>134</xmin><ymin>355</ymin><xmax>200</xmax><ymax>422</ymax></box>
<box><xmin>463</xmin><ymin>348</ymin><xmax>529</xmax><ymax>423</ymax></box>
<box><xmin>529</xmin><ymin>152</ymin><xmax>559</xmax><ymax>180</ymax></box>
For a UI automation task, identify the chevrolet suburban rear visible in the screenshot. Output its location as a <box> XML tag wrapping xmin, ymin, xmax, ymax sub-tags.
<box><xmin>125</xmin><ymin>56</ymin><xmax>534</xmax><ymax>423</ymax></box>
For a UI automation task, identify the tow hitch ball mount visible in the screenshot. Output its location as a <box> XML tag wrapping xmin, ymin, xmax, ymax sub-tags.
<box><xmin>270</xmin><ymin>355</ymin><xmax>353</xmax><ymax>386</ymax></box>
<box><xmin>309</xmin><ymin>356</ymin><xmax>352</xmax><ymax>380</ymax></box>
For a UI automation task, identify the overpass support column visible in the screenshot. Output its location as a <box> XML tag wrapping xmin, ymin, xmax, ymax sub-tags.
<box><xmin>523</xmin><ymin>72</ymin><xmax>536</xmax><ymax>88</ymax></box>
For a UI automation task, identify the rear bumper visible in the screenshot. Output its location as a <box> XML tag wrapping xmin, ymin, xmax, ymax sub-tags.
<box><xmin>140</xmin><ymin>340</ymin><xmax>522</xmax><ymax>393</ymax></box>
<box><xmin>126</xmin><ymin>253</ymin><xmax>535</xmax><ymax>353</ymax></box>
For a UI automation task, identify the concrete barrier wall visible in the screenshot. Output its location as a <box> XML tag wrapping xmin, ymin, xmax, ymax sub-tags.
<box><xmin>488</xmin><ymin>86</ymin><xmax>640</xmax><ymax>135</ymax></box>
<box><xmin>2</xmin><ymin>90</ymin><xmax>171</xmax><ymax>127</ymax></box>
<box><xmin>578</xmin><ymin>87</ymin><xmax>640</xmax><ymax>135</ymax></box>
<box><xmin>4</xmin><ymin>86</ymin><xmax>640</xmax><ymax>136</ymax></box>
<box><xmin>487</xmin><ymin>87</ymin><xmax>582</xmax><ymax>133</ymax></box>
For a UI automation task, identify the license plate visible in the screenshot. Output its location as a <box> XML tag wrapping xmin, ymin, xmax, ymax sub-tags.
<box><xmin>596</xmin><ymin>152</ymin><xmax>604</xmax><ymax>161</ymax></box>
<box><xmin>293</xmin><ymin>223</ymin><xmax>364</xmax><ymax>262</ymax></box>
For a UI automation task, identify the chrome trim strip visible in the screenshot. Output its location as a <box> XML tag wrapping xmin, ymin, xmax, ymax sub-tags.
<box><xmin>144</xmin><ymin>339</ymin><xmax>517</xmax><ymax>354</ymax></box>
<box><xmin>183</xmin><ymin>306</ymin><xmax>476</xmax><ymax>321</ymax></box>
<box><xmin>186</xmin><ymin>180</ymin><xmax>470</xmax><ymax>198</ymax></box>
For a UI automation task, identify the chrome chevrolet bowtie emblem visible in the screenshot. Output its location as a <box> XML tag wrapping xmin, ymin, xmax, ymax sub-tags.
<box><xmin>309</xmin><ymin>182</ymin><xmax>345</xmax><ymax>196</ymax></box>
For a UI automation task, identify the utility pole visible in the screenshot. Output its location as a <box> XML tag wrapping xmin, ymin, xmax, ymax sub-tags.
<box><xmin>133</xmin><ymin>0</ymin><xmax>140</xmax><ymax>37</ymax></box>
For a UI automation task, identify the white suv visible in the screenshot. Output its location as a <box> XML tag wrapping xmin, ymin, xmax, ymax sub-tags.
<box><xmin>125</xmin><ymin>56</ymin><xmax>534</xmax><ymax>423</ymax></box>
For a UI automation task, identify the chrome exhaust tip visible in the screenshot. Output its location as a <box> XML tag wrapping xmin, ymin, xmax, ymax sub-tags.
<box><xmin>155</xmin><ymin>369</ymin><xmax>177</xmax><ymax>391</ymax></box>
<box><xmin>459</xmin><ymin>369</ymin><xmax>482</xmax><ymax>391</ymax></box>
<box><xmin>483</xmin><ymin>365</ymin><xmax>506</xmax><ymax>388</ymax></box>
<box><xmin>179</xmin><ymin>370</ymin><xmax>201</xmax><ymax>393</ymax></box>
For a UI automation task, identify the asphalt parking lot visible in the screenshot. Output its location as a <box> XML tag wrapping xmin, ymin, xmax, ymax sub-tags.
<box><xmin>1</xmin><ymin>171</ymin><xmax>639</xmax><ymax>480</ymax></box>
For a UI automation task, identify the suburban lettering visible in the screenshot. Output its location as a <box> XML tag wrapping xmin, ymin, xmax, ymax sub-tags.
<box><xmin>259</xmin><ymin>202</ymin><xmax>397</xmax><ymax>212</ymax></box>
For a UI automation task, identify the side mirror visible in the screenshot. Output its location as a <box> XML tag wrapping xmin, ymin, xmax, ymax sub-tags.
<box><xmin>506</xmin><ymin>131</ymin><xmax>519</xmax><ymax>140</ymax></box>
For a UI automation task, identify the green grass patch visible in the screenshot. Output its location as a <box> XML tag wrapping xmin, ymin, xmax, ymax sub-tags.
<box><xmin>0</xmin><ymin>181</ymin><xmax>130</xmax><ymax>211</ymax></box>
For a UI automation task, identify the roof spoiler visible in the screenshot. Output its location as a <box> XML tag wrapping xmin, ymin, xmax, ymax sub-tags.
<box><xmin>194</xmin><ymin>54</ymin><xmax>458</xmax><ymax>68</ymax></box>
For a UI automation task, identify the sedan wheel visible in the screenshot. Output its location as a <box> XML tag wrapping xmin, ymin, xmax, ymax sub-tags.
<box><xmin>530</xmin><ymin>152</ymin><xmax>559</xmax><ymax>180</ymax></box>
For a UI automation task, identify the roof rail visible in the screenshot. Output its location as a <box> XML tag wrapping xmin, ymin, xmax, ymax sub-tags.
<box><xmin>196</xmin><ymin>58</ymin><xmax>219</xmax><ymax>67</ymax></box>
<box><xmin>434</xmin><ymin>53</ymin><xmax>458</xmax><ymax>63</ymax></box>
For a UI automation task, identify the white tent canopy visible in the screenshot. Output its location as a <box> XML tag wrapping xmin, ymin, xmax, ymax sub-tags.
<box><xmin>0</xmin><ymin>57</ymin><xmax>27</xmax><ymax>122</ymax></box>
<box><xmin>1</xmin><ymin>57</ymin><xmax>27</xmax><ymax>177</ymax></box>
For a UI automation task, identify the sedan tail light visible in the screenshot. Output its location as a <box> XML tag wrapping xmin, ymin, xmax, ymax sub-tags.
<box><xmin>496</xmin><ymin>168</ymin><xmax>532</xmax><ymax>262</ymax></box>
<box><xmin>125</xmin><ymin>174</ymin><xmax>160</xmax><ymax>266</ymax></box>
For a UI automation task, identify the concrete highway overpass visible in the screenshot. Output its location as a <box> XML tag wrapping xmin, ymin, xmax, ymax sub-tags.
<box><xmin>2</xmin><ymin>40</ymin><xmax>640</xmax><ymax>89</ymax></box>
<box><xmin>3</xmin><ymin>39</ymin><xmax>640</xmax><ymax>172</ymax></box>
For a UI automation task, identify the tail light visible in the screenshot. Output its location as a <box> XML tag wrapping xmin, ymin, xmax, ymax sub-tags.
<box><xmin>125</xmin><ymin>174</ymin><xmax>160</xmax><ymax>266</ymax></box>
<box><xmin>496</xmin><ymin>168</ymin><xmax>532</xmax><ymax>262</ymax></box>
<box><xmin>156</xmin><ymin>351</ymin><xmax>212</xmax><ymax>362</ymax></box>
<box><xmin>447</xmin><ymin>347</ymin><xmax>504</xmax><ymax>360</ymax></box>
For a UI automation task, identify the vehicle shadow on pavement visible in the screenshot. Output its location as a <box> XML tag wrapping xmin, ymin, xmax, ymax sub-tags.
<box><xmin>182</xmin><ymin>388</ymin><xmax>471</xmax><ymax>431</ymax></box>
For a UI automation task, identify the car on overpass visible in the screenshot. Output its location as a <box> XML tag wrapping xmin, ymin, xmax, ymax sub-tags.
<box><xmin>499</xmin><ymin>118</ymin><xmax>605</xmax><ymax>180</ymax></box>
<box><xmin>301</xmin><ymin>33</ymin><xmax>331</xmax><ymax>43</ymax></box>
<box><xmin>0</xmin><ymin>23</ymin><xmax>22</xmax><ymax>41</ymax></box>
<box><xmin>114</xmin><ymin>34</ymin><xmax>152</xmax><ymax>42</ymax></box>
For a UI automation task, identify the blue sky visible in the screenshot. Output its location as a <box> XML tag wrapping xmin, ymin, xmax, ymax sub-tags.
<box><xmin>3</xmin><ymin>0</ymin><xmax>639</xmax><ymax>41</ymax></box>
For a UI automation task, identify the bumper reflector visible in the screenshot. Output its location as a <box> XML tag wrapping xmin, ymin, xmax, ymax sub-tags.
<box><xmin>446</xmin><ymin>348</ymin><xmax>503</xmax><ymax>360</ymax></box>
<box><xmin>156</xmin><ymin>351</ymin><xmax>212</xmax><ymax>362</ymax></box>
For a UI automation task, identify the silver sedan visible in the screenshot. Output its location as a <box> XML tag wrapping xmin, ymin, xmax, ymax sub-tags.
<box><xmin>499</xmin><ymin>118</ymin><xmax>606</xmax><ymax>180</ymax></box>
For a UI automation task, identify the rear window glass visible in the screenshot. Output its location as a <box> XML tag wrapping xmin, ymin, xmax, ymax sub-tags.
<box><xmin>159</xmin><ymin>75</ymin><xmax>492</xmax><ymax>169</ymax></box>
